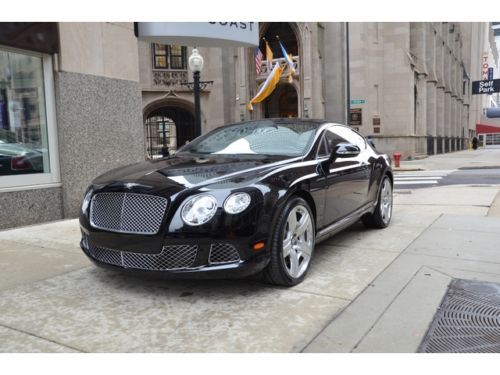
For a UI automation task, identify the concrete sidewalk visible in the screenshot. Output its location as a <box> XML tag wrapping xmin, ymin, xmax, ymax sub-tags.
<box><xmin>304</xmin><ymin>185</ymin><xmax>500</xmax><ymax>352</ymax></box>
<box><xmin>395</xmin><ymin>147</ymin><xmax>500</xmax><ymax>171</ymax></box>
<box><xmin>0</xmin><ymin>182</ymin><xmax>499</xmax><ymax>352</ymax></box>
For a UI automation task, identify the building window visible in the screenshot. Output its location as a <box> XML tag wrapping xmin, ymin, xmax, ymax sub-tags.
<box><xmin>152</xmin><ymin>44</ymin><xmax>187</xmax><ymax>70</ymax></box>
<box><xmin>0</xmin><ymin>46</ymin><xmax>59</xmax><ymax>190</ymax></box>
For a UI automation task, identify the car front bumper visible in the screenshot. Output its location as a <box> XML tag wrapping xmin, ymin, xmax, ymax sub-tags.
<box><xmin>80</xmin><ymin>230</ymin><xmax>270</xmax><ymax>279</ymax></box>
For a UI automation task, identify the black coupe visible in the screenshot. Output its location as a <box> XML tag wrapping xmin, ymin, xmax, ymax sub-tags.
<box><xmin>79</xmin><ymin>119</ymin><xmax>393</xmax><ymax>286</ymax></box>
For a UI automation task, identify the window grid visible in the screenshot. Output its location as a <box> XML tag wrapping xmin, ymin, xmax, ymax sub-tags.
<box><xmin>152</xmin><ymin>44</ymin><xmax>187</xmax><ymax>70</ymax></box>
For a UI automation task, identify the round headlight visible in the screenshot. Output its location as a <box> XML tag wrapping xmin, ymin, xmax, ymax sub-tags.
<box><xmin>181</xmin><ymin>194</ymin><xmax>218</xmax><ymax>226</ymax></box>
<box><xmin>224</xmin><ymin>192</ymin><xmax>251</xmax><ymax>214</ymax></box>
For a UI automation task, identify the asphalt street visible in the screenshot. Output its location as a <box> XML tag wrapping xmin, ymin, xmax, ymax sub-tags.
<box><xmin>395</xmin><ymin>167</ymin><xmax>500</xmax><ymax>189</ymax></box>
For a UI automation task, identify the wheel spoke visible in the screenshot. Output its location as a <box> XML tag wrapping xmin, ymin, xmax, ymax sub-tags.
<box><xmin>287</xmin><ymin>210</ymin><xmax>298</xmax><ymax>233</ymax></box>
<box><xmin>300</xmin><ymin>239</ymin><xmax>312</xmax><ymax>258</ymax></box>
<box><xmin>282</xmin><ymin>237</ymin><xmax>292</xmax><ymax>258</ymax></box>
<box><xmin>295</xmin><ymin>214</ymin><xmax>310</xmax><ymax>236</ymax></box>
<box><xmin>289</xmin><ymin>250</ymin><xmax>299</xmax><ymax>277</ymax></box>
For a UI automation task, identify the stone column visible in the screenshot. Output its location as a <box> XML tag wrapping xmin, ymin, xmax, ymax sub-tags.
<box><xmin>450</xmin><ymin>53</ymin><xmax>457</xmax><ymax>151</ymax></box>
<box><xmin>410</xmin><ymin>23</ymin><xmax>428</xmax><ymax>155</ymax></box>
<box><xmin>435</xmin><ymin>27</ymin><xmax>445</xmax><ymax>154</ymax></box>
<box><xmin>444</xmin><ymin>44</ymin><xmax>453</xmax><ymax>152</ymax></box>
<box><xmin>425</xmin><ymin>23</ymin><xmax>437</xmax><ymax>155</ymax></box>
<box><xmin>416</xmin><ymin>74</ymin><xmax>428</xmax><ymax>153</ymax></box>
<box><xmin>300</xmin><ymin>23</ymin><xmax>312</xmax><ymax>118</ymax></box>
<box><xmin>323</xmin><ymin>22</ymin><xmax>346</xmax><ymax>123</ymax></box>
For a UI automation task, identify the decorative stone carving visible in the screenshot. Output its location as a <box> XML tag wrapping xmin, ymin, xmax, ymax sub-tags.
<box><xmin>152</xmin><ymin>70</ymin><xmax>188</xmax><ymax>88</ymax></box>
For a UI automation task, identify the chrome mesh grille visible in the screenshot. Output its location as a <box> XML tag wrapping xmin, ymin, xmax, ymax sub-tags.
<box><xmin>90</xmin><ymin>192</ymin><xmax>168</xmax><ymax>234</ymax></box>
<box><xmin>83</xmin><ymin>234</ymin><xmax>198</xmax><ymax>271</ymax></box>
<box><xmin>208</xmin><ymin>243</ymin><xmax>240</xmax><ymax>264</ymax></box>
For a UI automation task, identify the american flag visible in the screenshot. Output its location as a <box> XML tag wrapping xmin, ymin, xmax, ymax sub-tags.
<box><xmin>255</xmin><ymin>47</ymin><xmax>263</xmax><ymax>75</ymax></box>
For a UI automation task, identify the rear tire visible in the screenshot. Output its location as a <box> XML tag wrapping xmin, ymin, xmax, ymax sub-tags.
<box><xmin>264</xmin><ymin>197</ymin><xmax>315</xmax><ymax>286</ymax></box>
<box><xmin>362</xmin><ymin>175</ymin><xmax>393</xmax><ymax>228</ymax></box>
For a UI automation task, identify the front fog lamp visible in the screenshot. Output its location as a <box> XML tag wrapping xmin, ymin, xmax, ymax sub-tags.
<box><xmin>181</xmin><ymin>194</ymin><xmax>218</xmax><ymax>226</ymax></box>
<box><xmin>224</xmin><ymin>192</ymin><xmax>251</xmax><ymax>214</ymax></box>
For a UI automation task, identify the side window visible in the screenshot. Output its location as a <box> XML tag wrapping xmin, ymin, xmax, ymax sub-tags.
<box><xmin>331</xmin><ymin>126</ymin><xmax>366</xmax><ymax>149</ymax></box>
<box><xmin>317</xmin><ymin>129</ymin><xmax>348</xmax><ymax>158</ymax></box>
<box><xmin>317</xmin><ymin>137</ymin><xmax>328</xmax><ymax>158</ymax></box>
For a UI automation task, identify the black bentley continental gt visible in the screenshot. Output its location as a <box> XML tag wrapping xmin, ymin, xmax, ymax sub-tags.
<box><xmin>79</xmin><ymin>119</ymin><xmax>393</xmax><ymax>286</ymax></box>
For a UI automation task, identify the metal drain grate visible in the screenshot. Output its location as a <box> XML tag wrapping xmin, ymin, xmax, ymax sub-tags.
<box><xmin>418</xmin><ymin>279</ymin><xmax>500</xmax><ymax>353</ymax></box>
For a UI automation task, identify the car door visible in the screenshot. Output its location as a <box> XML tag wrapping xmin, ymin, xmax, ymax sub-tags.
<box><xmin>322</xmin><ymin>126</ymin><xmax>372</xmax><ymax>225</ymax></box>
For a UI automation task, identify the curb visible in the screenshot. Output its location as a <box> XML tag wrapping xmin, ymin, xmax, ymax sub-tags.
<box><xmin>458</xmin><ymin>165</ymin><xmax>500</xmax><ymax>170</ymax></box>
<box><xmin>488</xmin><ymin>190</ymin><xmax>500</xmax><ymax>218</ymax></box>
<box><xmin>393</xmin><ymin>167</ymin><xmax>425</xmax><ymax>172</ymax></box>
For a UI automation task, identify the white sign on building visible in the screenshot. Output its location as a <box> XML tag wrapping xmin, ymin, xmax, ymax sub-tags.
<box><xmin>135</xmin><ymin>22</ymin><xmax>259</xmax><ymax>47</ymax></box>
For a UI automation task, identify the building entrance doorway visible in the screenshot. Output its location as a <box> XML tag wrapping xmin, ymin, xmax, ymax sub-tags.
<box><xmin>144</xmin><ymin>106</ymin><xmax>195</xmax><ymax>159</ymax></box>
<box><xmin>264</xmin><ymin>83</ymin><xmax>298</xmax><ymax>118</ymax></box>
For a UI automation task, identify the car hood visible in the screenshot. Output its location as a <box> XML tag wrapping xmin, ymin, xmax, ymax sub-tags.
<box><xmin>91</xmin><ymin>154</ymin><xmax>298</xmax><ymax>194</ymax></box>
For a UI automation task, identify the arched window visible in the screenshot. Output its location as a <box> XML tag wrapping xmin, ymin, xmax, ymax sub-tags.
<box><xmin>259</xmin><ymin>23</ymin><xmax>298</xmax><ymax>59</ymax></box>
<box><xmin>144</xmin><ymin>105</ymin><xmax>196</xmax><ymax>159</ymax></box>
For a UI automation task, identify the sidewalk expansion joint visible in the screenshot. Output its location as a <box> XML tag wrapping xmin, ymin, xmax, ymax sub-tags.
<box><xmin>428</xmin><ymin>265</ymin><xmax>500</xmax><ymax>278</ymax></box>
<box><xmin>289</xmin><ymin>288</ymin><xmax>352</xmax><ymax>302</ymax></box>
<box><xmin>300</xmin><ymin>214</ymin><xmax>442</xmax><ymax>353</ymax></box>
<box><xmin>396</xmin><ymin>203</ymin><xmax>491</xmax><ymax>207</ymax></box>
<box><xmin>349</xmin><ymin>265</ymin><xmax>427</xmax><ymax>352</ymax></box>
<box><xmin>404</xmin><ymin>251</ymin><xmax>500</xmax><ymax>266</ymax></box>
<box><xmin>0</xmin><ymin>322</ymin><xmax>86</xmax><ymax>353</ymax></box>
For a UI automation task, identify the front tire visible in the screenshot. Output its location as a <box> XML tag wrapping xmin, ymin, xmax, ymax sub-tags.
<box><xmin>264</xmin><ymin>197</ymin><xmax>315</xmax><ymax>286</ymax></box>
<box><xmin>362</xmin><ymin>175</ymin><xmax>393</xmax><ymax>228</ymax></box>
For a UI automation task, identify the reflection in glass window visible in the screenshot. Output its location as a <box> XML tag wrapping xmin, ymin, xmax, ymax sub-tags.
<box><xmin>178</xmin><ymin>121</ymin><xmax>318</xmax><ymax>157</ymax></box>
<box><xmin>332</xmin><ymin>126</ymin><xmax>366</xmax><ymax>150</ymax></box>
<box><xmin>0</xmin><ymin>49</ymin><xmax>49</xmax><ymax>176</ymax></box>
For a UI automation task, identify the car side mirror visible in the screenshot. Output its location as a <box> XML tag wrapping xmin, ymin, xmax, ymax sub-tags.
<box><xmin>329</xmin><ymin>142</ymin><xmax>361</xmax><ymax>163</ymax></box>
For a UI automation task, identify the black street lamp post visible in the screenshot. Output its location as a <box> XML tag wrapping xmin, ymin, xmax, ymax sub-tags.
<box><xmin>187</xmin><ymin>48</ymin><xmax>205</xmax><ymax>138</ymax></box>
<box><xmin>193</xmin><ymin>70</ymin><xmax>201</xmax><ymax>137</ymax></box>
<box><xmin>180</xmin><ymin>48</ymin><xmax>213</xmax><ymax>139</ymax></box>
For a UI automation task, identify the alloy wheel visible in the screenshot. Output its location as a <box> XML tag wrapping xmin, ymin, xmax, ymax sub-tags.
<box><xmin>380</xmin><ymin>178</ymin><xmax>393</xmax><ymax>225</ymax></box>
<box><xmin>282</xmin><ymin>204</ymin><xmax>314</xmax><ymax>279</ymax></box>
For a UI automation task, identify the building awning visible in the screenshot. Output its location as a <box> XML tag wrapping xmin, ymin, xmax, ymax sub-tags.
<box><xmin>476</xmin><ymin>123</ymin><xmax>500</xmax><ymax>134</ymax></box>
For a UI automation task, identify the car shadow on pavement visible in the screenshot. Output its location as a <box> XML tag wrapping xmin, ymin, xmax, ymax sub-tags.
<box><xmin>87</xmin><ymin>266</ymin><xmax>271</xmax><ymax>298</ymax></box>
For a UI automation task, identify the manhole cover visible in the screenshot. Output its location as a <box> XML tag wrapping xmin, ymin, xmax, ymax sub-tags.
<box><xmin>418</xmin><ymin>279</ymin><xmax>500</xmax><ymax>353</ymax></box>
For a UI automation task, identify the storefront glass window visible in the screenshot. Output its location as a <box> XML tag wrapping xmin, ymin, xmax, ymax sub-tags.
<box><xmin>0</xmin><ymin>49</ymin><xmax>50</xmax><ymax>176</ymax></box>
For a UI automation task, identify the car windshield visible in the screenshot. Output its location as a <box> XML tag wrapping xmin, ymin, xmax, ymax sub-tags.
<box><xmin>177</xmin><ymin>120</ymin><xmax>319</xmax><ymax>157</ymax></box>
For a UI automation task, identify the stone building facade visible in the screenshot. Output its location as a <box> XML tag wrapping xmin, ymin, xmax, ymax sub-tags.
<box><xmin>1</xmin><ymin>22</ymin><xmax>497</xmax><ymax>229</ymax></box>
<box><xmin>139</xmin><ymin>23</ymin><xmax>347</xmax><ymax>159</ymax></box>
<box><xmin>139</xmin><ymin>22</ymin><xmax>497</xmax><ymax>161</ymax></box>
<box><xmin>0</xmin><ymin>22</ymin><xmax>144</xmax><ymax>229</ymax></box>
<box><xmin>348</xmin><ymin>22</ymin><xmax>498</xmax><ymax>158</ymax></box>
